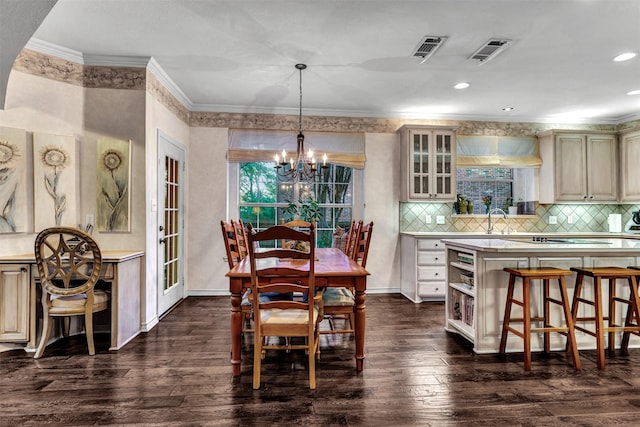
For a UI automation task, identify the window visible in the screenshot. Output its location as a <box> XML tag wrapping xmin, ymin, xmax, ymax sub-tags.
<box><xmin>457</xmin><ymin>167</ymin><xmax>513</xmax><ymax>213</ymax></box>
<box><xmin>238</xmin><ymin>162</ymin><xmax>353</xmax><ymax>247</ymax></box>
<box><xmin>456</xmin><ymin>167</ymin><xmax>537</xmax><ymax>214</ymax></box>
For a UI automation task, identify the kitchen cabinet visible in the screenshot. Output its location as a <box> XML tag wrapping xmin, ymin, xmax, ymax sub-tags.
<box><xmin>400</xmin><ymin>235</ymin><xmax>445</xmax><ymax>302</ymax></box>
<box><xmin>400</xmin><ymin>125</ymin><xmax>457</xmax><ymax>201</ymax></box>
<box><xmin>0</xmin><ymin>264</ymin><xmax>30</xmax><ymax>342</ymax></box>
<box><xmin>538</xmin><ymin>130</ymin><xmax>617</xmax><ymax>203</ymax></box>
<box><xmin>620</xmin><ymin>128</ymin><xmax>640</xmax><ymax>202</ymax></box>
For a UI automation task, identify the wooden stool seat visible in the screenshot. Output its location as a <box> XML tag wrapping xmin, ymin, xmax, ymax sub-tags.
<box><xmin>570</xmin><ymin>267</ymin><xmax>640</xmax><ymax>370</ymax></box>
<box><xmin>500</xmin><ymin>267</ymin><xmax>580</xmax><ymax>371</ymax></box>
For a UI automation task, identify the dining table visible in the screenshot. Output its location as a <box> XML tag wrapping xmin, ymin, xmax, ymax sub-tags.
<box><xmin>226</xmin><ymin>247</ymin><xmax>370</xmax><ymax>376</ymax></box>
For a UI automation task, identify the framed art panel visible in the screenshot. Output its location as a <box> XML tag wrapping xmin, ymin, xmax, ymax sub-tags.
<box><xmin>96</xmin><ymin>138</ymin><xmax>131</xmax><ymax>232</ymax></box>
<box><xmin>33</xmin><ymin>133</ymin><xmax>77</xmax><ymax>230</ymax></box>
<box><xmin>0</xmin><ymin>126</ymin><xmax>29</xmax><ymax>233</ymax></box>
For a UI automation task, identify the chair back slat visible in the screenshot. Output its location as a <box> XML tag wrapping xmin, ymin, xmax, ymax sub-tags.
<box><xmin>232</xmin><ymin>219</ymin><xmax>249</xmax><ymax>259</ymax></box>
<box><xmin>220</xmin><ymin>220</ymin><xmax>241</xmax><ymax>268</ymax></box>
<box><xmin>354</xmin><ymin>221</ymin><xmax>374</xmax><ymax>268</ymax></box>
<box><xmin>344</xmin><ymin>220</ymin><xmax>361</xmax><ymax>259</ymax></box>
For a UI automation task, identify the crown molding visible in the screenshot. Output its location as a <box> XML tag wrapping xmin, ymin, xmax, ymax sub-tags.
<box><xmin>147</xmin><ymin>57</ymin><xmax>193</xmax><ymax>110</ymax></box>
<box><xmin>25</xmin><ymin>38</ymin><xmax>84</xmax><ymax>64</ymax></box>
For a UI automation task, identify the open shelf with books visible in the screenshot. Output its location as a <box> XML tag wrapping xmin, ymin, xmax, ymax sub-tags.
<box><xmin>445</xmin><ymin>248</ymin><xmax>477</xmax><ymax>342</ymax></box>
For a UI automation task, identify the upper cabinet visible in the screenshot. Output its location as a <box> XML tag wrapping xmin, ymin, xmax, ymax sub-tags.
<box><xmin>400</xmin><ymin>125</ymin><xmax>457</xmax><ymax>201</ymax></box>
<box><xmin>620</xmin><ymin>128</ymin><xmax>640</xmax><ymax>202</ymax></box>
<box><xmin>538</xmin><ymin>130</ymin><xmax>617</xmax><ymax>203</ymax></box>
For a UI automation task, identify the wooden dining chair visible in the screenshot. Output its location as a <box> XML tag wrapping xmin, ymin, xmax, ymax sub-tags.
<box><xmin>221</xmin><ymin>220</ymin><xmax>252</xmax><ymax>332</ymax></box>
<box><xmin>322</xmin><ymin>220</ymin><xmax>373</xmax><ymax>335</ymax></box>
<box><xmin>247</xmin><ymin>223</ymin><xmax>322</xmax><ymax>389</ymax></box>
<box><xmin>34</xmin><ymin>226</ymin><xmax>109</xmax><ymax>358</ymax></box>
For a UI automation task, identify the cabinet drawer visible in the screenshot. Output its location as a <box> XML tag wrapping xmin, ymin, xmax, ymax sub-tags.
<box><xmin>417</xmin><ymin>266</ymin><xmax>445</xmax><ymax>281</ymax></box>
<box><xmin>417</xmin><ymin>239</ymin><xmax>443</xmax><ymax>251</ymax></box>
<box><xmin>417</xmin><ymin>251</ymin><xmax>445</xmax><ymax>265</ymax></box>
<box><xmin>418</xmin><ymin>281</ymin><xmax>445</xmax><ymax>297</ymax></box>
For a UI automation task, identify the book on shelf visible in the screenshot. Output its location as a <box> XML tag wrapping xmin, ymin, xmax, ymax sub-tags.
<box><xmin>450</xmin><ymin>289</ymin><xmax>474</xmax><ymax>326</ymax></box>
<box><xmin>457</xmin><ymin>252</ymin><xmax>474</xmax><ymax>265</ymax></box>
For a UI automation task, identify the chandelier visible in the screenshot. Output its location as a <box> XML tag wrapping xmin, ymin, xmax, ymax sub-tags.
<box><xmin>274</xmin><ymin>63</ymin><xmax>327</xmax><ymax>183</ymax></box>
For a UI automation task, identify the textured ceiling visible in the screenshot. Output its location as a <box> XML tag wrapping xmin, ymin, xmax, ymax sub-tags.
<box><xmin>22</xmin><ymin>0</ymin><xmax>640</xmax><ymax>123</ymax></box>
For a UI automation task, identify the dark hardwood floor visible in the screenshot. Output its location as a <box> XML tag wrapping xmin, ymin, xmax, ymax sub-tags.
<box><xmin>3</xmin><ymin>294</ymin><xmax>640</xmax><ymax>426</ymax></box>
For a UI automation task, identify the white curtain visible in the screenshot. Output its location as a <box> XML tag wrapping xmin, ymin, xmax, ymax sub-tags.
<box><xmin>228</xmin><ymin>129</ymin><xmax>366</xmax><ymax>169</ymax></box>
<box><xmin>456</xmin><ymin>135</ymin><xmax>542</xmax><ymax>167</ymax></box>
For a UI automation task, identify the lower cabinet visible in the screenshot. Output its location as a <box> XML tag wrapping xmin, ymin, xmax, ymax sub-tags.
<box><xmin>0</xmin><ymin>264</ymin><xmax>30</xmax><ymax>342</ymax></box>
<box><xmin>401</xmin><ymin>235</ymin><xmax>445</xmax><ymax>302</ymax></box>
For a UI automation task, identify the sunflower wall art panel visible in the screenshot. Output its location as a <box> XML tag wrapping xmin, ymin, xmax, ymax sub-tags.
<box><xmin>33</xmin><ymin>133</ymin><xmax>78</xmax><ymax>230</ymax></box>
<box><xmin>0</xmin><ymin>126</ymin><xmax>29</xmax><ymax>233</ymax></box>
<box><xmin>96</xmin><ymin>138</ymin><xmax>131</xmax><ymax>232</ymax></box>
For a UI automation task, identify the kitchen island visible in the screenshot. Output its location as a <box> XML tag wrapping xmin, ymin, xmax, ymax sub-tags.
<box><xmin>441</xmin><ymin>237</ymin><xmax>640</xmax><ymax>354</ymax></box>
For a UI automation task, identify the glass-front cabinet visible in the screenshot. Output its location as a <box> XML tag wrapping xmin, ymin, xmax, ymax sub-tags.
<box><xmin>400</xmin><ymin>125</ymin><xmax>457</xmax><ymax>201</ymax></box>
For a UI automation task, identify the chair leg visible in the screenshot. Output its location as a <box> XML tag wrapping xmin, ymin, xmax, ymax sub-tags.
<box><xmin>523</xmin><ymin>277</ymin><xmax>532</xmax><ymax>372</ymax></box>
<box><xmin>593</xmin><ymin>277</ymin><xmax>606</xmax><ymax>370</ymax></box>
<box><xmin>308</xmin><ymin>334</ymin><xmax>316</xmax><ymax>390</ymax></box>
<box><xmin>253</xmin><ymin>332</ymin><xmax>262</xmax><ymax>389</ymax></box>
<box><xmin>558</xmin><ymin>276</ymin><xmax>581</xmax><ymax>370</ymax></box>
<box><xmin>499</xmin><ymin>273</ymin><xmax>516</xmax><ymax>354</ymax></box>
<box><xmin>34</xmin><ymin>314</ymin><xmax>53</xmax><ymax>359</ymax></box>
<box><xmin>63</xmin><ymin>317</ymin><xmax>70</xmax><ymax>338</ymax></box>
<box><xmin>85</xmin><ymin>312</ymin><xmax>96</xmax><ymax>356</ymax></box>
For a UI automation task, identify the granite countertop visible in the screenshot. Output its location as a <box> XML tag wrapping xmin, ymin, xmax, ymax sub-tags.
<box><xmin>439</xmin><ymin>237</ymin><xmax>640</xmax><ymax>253</ymax></box>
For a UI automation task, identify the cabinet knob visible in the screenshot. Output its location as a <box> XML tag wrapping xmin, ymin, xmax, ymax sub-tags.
<box><xmin>588</xmin><ymin>195</ymin><xmax>594</xmax><ymax>200</ymax></box>
<box><xmin>20</xmin><ymin>267</ymin><xmax>27</xmax><ymax>272</ymax></box>
<box><xmin>435</xmin><ymin>257</ymin><xmax>439</xmax><ymax>261</ymax></box>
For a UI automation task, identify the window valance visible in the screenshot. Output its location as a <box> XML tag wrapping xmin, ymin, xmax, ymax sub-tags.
<box><xmin>456</xmin><ymin>135</ymin><xmax>542</xmax><ymax>167</ymax></box>
<box><xmin>228</xmin><ymin>129</ymin><xmax>366</xmax><ymax>169</ymax></box>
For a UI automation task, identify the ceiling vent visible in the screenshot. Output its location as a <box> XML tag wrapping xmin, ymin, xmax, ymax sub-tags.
<box><xmin>412</xmin><ymin>36</ymin><xmax>447</xmax><ymax>64</ymax></box>
<box><xmin>468</xmin><ymin>39</ymin><xmax>512</xmax><ymax>64</ymax></box>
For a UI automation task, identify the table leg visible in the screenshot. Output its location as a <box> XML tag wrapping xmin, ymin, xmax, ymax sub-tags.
<box><xmin>230</xmin><ymin>283</ymin><xmax>242</xmax><ymax>377</ymax></box>
<box><xmin>354</xmin><ymin>277</ymin><xmax>366</xmax><ymax>371</ymax></box>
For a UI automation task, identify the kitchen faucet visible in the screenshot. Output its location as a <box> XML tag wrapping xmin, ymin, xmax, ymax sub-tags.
<box><xmin>487</xmin><ymin>207</ymin><xmax>509</xmax><ymax>234</ymax></box>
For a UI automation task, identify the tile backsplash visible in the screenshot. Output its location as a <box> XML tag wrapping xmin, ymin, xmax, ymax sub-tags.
<box><xmin>400</xmin><ymin>202</ymin><xmax>640</xmax><ymax>233</ymax></box>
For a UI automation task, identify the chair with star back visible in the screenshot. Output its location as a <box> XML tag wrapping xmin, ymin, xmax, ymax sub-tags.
<box><xmin>34</xmin><ymin>226</ymin><xmax>109</xmax><ymax>358</ymax></box>
<box><xmin>247</xmin><ymin>223</ymin><xmax>322</xmax><ymax>389</ymax></box>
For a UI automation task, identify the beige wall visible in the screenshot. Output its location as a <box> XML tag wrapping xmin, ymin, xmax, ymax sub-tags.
<box><xmin>186</xmin><ymin>127</ymin><xmax>228</xmax><ymax>295</ymax></box>
<box><xmin>364</xmin><ymin>133</ymin><xmax>401</xmax><ymax>292</ymax></box>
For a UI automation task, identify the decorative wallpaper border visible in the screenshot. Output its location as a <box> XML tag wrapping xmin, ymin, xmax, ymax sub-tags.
<box><xmin>146</xmin><ymin>72</ymin><xmax>190</xmax><ymax>124</ymax></box>
<box><xmin>12</xmin><ymin>48</ymin><xmax>638</xmax><ymax>135</ymax></box>
<box><xmin>15</xmin><ymin>49</ymin><xmax>146</xmax><ymax>90</ymax></box>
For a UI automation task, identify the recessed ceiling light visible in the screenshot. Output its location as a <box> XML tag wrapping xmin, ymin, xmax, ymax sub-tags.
<box><xmin>454</xmin><ymin>82</ymin><xmax>470</xmax><ymax>90</ymax></box>
<box><xmin>502</xmin><ymin>107</ymin><xmax>515</xmax><ymax>111</ymax></box>
<box><xmin>628</xmin><ymin>89</ymin><xmax>640</xmax><ymax>96</ymax></box>
<box><xmin>613</xmin><ymin>52</ymin><xmax>637</xmax><ymax>62</ymax></box>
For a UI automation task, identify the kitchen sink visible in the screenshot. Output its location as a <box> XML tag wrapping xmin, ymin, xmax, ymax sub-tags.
<box><xmin>505</xmin><ymin>237</ymin><xmax>612</xmax><ymax>245</ymax></box>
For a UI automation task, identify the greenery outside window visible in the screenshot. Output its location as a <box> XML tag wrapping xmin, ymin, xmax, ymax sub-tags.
<box><xmin>239</xmin><ymin>162</ymin><xmax>353</xmax><ymax>247</ymax></box>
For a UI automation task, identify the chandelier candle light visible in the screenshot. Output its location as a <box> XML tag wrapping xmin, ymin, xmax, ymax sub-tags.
<box><xmin>274</xmin><ymin>64</ymin><xmax>328</xmax><ymax>182</ymax></box>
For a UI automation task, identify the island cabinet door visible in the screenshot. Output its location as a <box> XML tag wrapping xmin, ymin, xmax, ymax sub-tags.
<box><xmin>475</xmin><ymin>257</ymin><xmax>528</xmax><ymax>354</ymax></box>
